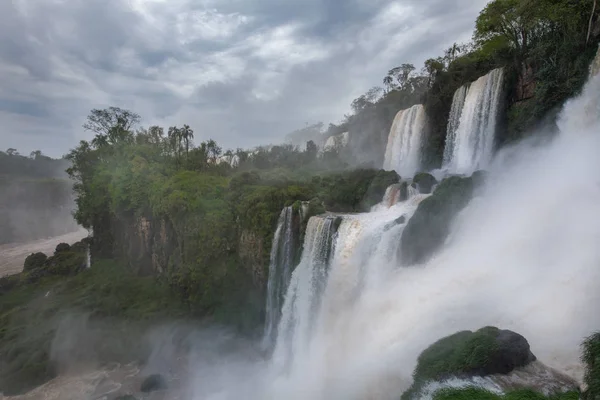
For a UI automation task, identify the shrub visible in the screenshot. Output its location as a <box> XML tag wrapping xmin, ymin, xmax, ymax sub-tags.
<box><xmin>23</xmin><ymin>252</ymin><xmax>48</xmax><ymax>272</ymax></box>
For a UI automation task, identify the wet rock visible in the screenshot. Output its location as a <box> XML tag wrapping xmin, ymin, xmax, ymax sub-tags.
<box><xmin>401</xmin><ymin>175</ymin><xmax>475</xmax><ymax>266</ymax></box>
<box><xmin>140</xmin><ymin>374</ymin><xmax>168</xmax><ymax>393</ymax></box>
<box><xmin>384</xmin><ymin>215</ymin><xmax>406</xmax><ymax>232</ymax></box>
<box><xmin>402</xmin><ymin>327</ymin><xmax>540</xmax><ymax>400</ymax></box>
<box><xmin>413</xmin><ymin>172</ymin><xmax>438</xmax><ymax>194</ymax></box>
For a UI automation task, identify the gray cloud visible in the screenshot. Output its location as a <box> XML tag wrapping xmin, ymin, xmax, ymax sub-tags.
<box><xmin>0</xmin><ymin>0</ymin><xmax>488</xmax><ymax>157</ymax></box>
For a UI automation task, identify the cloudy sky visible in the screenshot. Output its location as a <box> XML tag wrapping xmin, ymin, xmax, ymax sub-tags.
<box><xmin>0</xmin><ymin>0</ymin><xmax>489</xmax><ymax>158</ymax></box>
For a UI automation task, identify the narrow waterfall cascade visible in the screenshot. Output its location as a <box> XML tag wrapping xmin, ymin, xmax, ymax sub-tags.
<box><xmin>383</xmin><ymin>105</ymin><xmax>426</xmax><ymax>177</ymax></box>
<box><xmin>374</xmin><ymin>182</ymin><xmax>423</xmax><ymax>211</ymax></box>
<box><xmin>379</xmin><ymin>183</ymin><xmax>405</xmax><ymax>209</ymax></box>
<box><xmin>442</xmin><ymin>85</ymin><xmax>469</xmax><ymax>166</ymax></box>
<box><xmin>272</xmin><ymin>215</ymin><xmax>339</xmax><ymax>369</ymax></box>
<box><xmin>262</xmin><ymin>206</ymin><xmax>297</xmax><ymax>349</ymax></box>
<box><xmin>443</xmin><ymin>68</ymin><xmax>504</xmax><ymax>175</ymax></box>
<box><xmin>85</xmin><ymin>243</ymin><xmax>91</xmax><ymax>269</ymax></box>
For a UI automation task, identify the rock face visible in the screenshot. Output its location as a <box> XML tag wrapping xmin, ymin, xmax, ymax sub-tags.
<box><xmin>400</xmin><ymin>175</ymin><xmax>475</xmax><ymax>266</ymax></box>
<box><xmin>413</xmin><ymin>172</ymin><xmax>438</xmax><ymax>194</ymax></box>
<box><xmin>401</xmin><ymin>327</ymin><xmax>578</xmax><ymax>400</ymax></box>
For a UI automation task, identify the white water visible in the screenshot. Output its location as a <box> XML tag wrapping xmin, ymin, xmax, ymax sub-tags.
<box><xmin>263</xmin><ymin>206</ymin><xmax>297</xmax><ymax>350</ymax></box>
<box><xmin>272</xmin><ymin>215</ymin><xmax>337</xmax><ymax>370</ymax></box>
<box><xmin>383</xmin><ymin>105</ymin><xmax>426</xmax><ymax>177</ymax></box>
<box><xmin>443</xmin><ymin>68</ymin><xmax>504</xmax><ymax>175</ymax></box>
<box><xmin>185</xmin><ymin>74</ymin><xmax>600</xmax><ymax>400</ymax></box>
<box><xmin>442</xmin><ymin>85</ymin><xmax>468</xmax><ymax>166</ymax></box>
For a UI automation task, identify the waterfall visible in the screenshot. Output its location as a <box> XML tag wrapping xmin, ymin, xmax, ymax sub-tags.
<box><xmin>383</xmin><ymin>105</ymin><xmax>426</xmax><ymax>177</ymax></box>
<box><xmin>85</xmin><ymin>243</ymin><xmax>91</xmax><ymax>269</ymax></box>
<box><xmin>185</xmin><ymin>73</ymin><xmax>600</xmax><ymax>400</ymax></box>
<box><xmin>272</xmin><ymin>215</ymin><xmax>338</xmax><ymax>368</ymax></box>
<box><xmin>262</xmin><ymin>206</ymin><xmax>297</xmax><ymax>350</ymax></box>
<box><xmin>443</xmin><ymin>85</ymin><xmax>468</xmax><ymax>166</ymax></box>
<box><xmin>443</xmin><ymin>68</ymin><xmax>504</xmax><ymax>175</ymax></box>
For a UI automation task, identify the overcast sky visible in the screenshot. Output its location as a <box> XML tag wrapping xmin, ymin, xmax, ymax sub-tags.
<box><xmin>0</xmin><ymin>0</ymin><xmax>489</xmax><ymax>158</ymax></box>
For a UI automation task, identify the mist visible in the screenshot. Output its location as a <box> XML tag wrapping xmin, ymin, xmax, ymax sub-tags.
<box><xmin>175</xmin><ymin>74</ymin><xmax>600</xmax><ymax>399</ymax></box>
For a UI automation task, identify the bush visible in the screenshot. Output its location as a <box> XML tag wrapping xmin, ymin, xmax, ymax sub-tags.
<box><xmin>23</xmin><ymin>252</ymin><xmax>48</xmax><ymax>272</ymax></box>
<box><xmin>582</xmin><ymin>332</ymin><xmax>600</xmax><ymax>400</ymax></box>
<box><xmin>54</xmin><ymin>243</ymin><xmax>71</xmax><ymax>254</ymax></box>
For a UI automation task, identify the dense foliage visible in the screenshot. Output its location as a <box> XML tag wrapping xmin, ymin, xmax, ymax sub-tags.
<box><xmin>64</xmin><ymin>107</ymin><xmax>398</xmax><ymax>334</ymax></box>
<box><xmin>323</xmin><ymin>0</ymin><xmax>600</xmax><ymax>168</ymax></box>
<box><xmin>582</xmin><ymin>331</ymin><xmax>600</xmax><ymax>400</ymax></box>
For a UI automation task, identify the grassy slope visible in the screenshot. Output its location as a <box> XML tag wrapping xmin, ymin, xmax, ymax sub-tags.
<box><xmin>0</xmin><ymin>259</ymin><xmax>187</xmax><ymax>395</ymax></box>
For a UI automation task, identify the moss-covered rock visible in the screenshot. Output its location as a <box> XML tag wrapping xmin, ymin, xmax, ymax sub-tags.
<box><xmin>402</xmin><ymin>327</ymin><xmax>536</xmax><ymax>400</ymax></box>
<box><xmin>23</xmin><ymin>252</ymin><xmax>48</xmax><ymax>272</ymax></box>
<box><xmin>413</xmin><ymin>172</ymin><xmax>438</xmax><ymax>194</ymax></box>
<box><xmin>400</xmin><ymin>175</ymin><xmax>476</xmax><ymax>266</ymax></box>
<box><xmin>582</xmin><ymin>331</ymin><xmax>600</xmax><ymax>400</ymax></box>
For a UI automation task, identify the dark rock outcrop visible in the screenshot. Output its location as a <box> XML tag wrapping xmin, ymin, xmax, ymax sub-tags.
<box><xmin>400</xmin><ymin>175</ymin><xmax>476</xmax><ymax>266</ymax></box>
<box><xmin>412</xmin><ymin>172</ymin><xmax>438</xmax><ymax>194</ymax></box>
<box><xmin>402</xmin><ymin>327</ymin><xmax>538</xmax><ymax>400</ymax></box>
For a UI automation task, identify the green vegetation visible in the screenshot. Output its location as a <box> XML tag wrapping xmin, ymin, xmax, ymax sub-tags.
<box><xmin>0</xmin><ymin>253</ymin><xmax>187</xmax><ymax>395</ymax></box>
<box><xmin>401</xmin><ymin>175</ymin><xmax>477</xmax><ymax>265</ymax></box>
<box><xmin>402</xmin><ymin>327</ymin><xmax>536</xmax><ymax>400</ymax></box>
<box><xmin>324</xmin><ymin>0</ymin><xmax>600</xmax><ymax>168</ymax></box>
<box><xmin>61</xmin><ymin>106</ymin><xmax>399</xmax><ymax>339</ymax></box>
<box><xmin>432</xmin><ymin>388</ymin><xmax>578</xmax><ymax>400</ymax></box>
<box><xmin>582</xmin><ymin>331</ymin><xmax>600</xmax><ymax>400</ymax></box>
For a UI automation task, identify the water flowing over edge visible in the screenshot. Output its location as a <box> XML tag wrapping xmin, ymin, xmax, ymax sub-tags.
<box><xmin>383</xmin><ymin>105</ymin><xmax>426</xmax><ymax>177</ymax></box>
<box><xmin>443</xmin><ymin>68</ymin><xmax>504</xmax><ymax>175</ymax></box>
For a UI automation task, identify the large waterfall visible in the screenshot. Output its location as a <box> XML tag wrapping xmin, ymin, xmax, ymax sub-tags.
<box><xmin>187</xmin><ymin>73</ymin><xmax>600</xmax><ymax>400</ymax></box>
<box><xmin>383</xmin><ymin>105</ymin><xmax>426</xmax><ymax>177</ymax></box>
<box><xmin>443</xmin><ymin>68</ymin><xmax>504</xmax><ymax>175</ymax></box>
<box><xmin>262</xmin><ymin>206</ymin><xmax>297</xmax><ymax>349</ymax></box>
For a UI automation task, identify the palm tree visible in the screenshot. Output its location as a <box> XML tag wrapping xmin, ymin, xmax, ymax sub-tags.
<box><xmin>181</xmin><ymin>124</ymin><xmax>194</xmax><ymax>159</ymax></box>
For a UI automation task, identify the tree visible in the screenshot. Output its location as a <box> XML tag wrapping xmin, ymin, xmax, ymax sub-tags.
<box><xmin>306</xmin><ymin>140</ymin><xmax>318</xmax><ymax>162</ymax></box>
<box><xmin>383</xmin><ymin>75</ymin><xmax>394</xmax><ymax>92</ymax></box>
<box><xmin>181</xmin><ymin>124</ymin><xmax>194</xmax><ymax>159</ymax></box>
<box><xmin>29</xmin><ymin>150</ymin><xmax>42</xmax><ymax>159</ymax></box>
<box><xmin>6</xmin><ymin>148</ymin><xmax>18</xmax><ymax>156</ymax></box>
<box><xmin>473</xmin><ymin>0</ymin><xmax>541</xmax><ymax>63</ymax></box>
<box><xmin>423</xmin><ymin>58</ymin><xmax>445</xmax><ymax>86</ymax></box>
<box><xmin>388</xmin><ymin>64</ymin><xmax>415</xmax><ymax>90</ymax></box>
<box><xmin>83</xmin><ymin>107</ymin><xmax>140</xmax><ymax>147</ymax></box>
<box><xmin>206</xmin><ymin>139</ymin><xmax>222</xmax><ymax>163</ymax></box>
<box><xmin>168</xmin><ymin>126</ymin><xmax>182</xmax><ymax>163</ymax></box>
